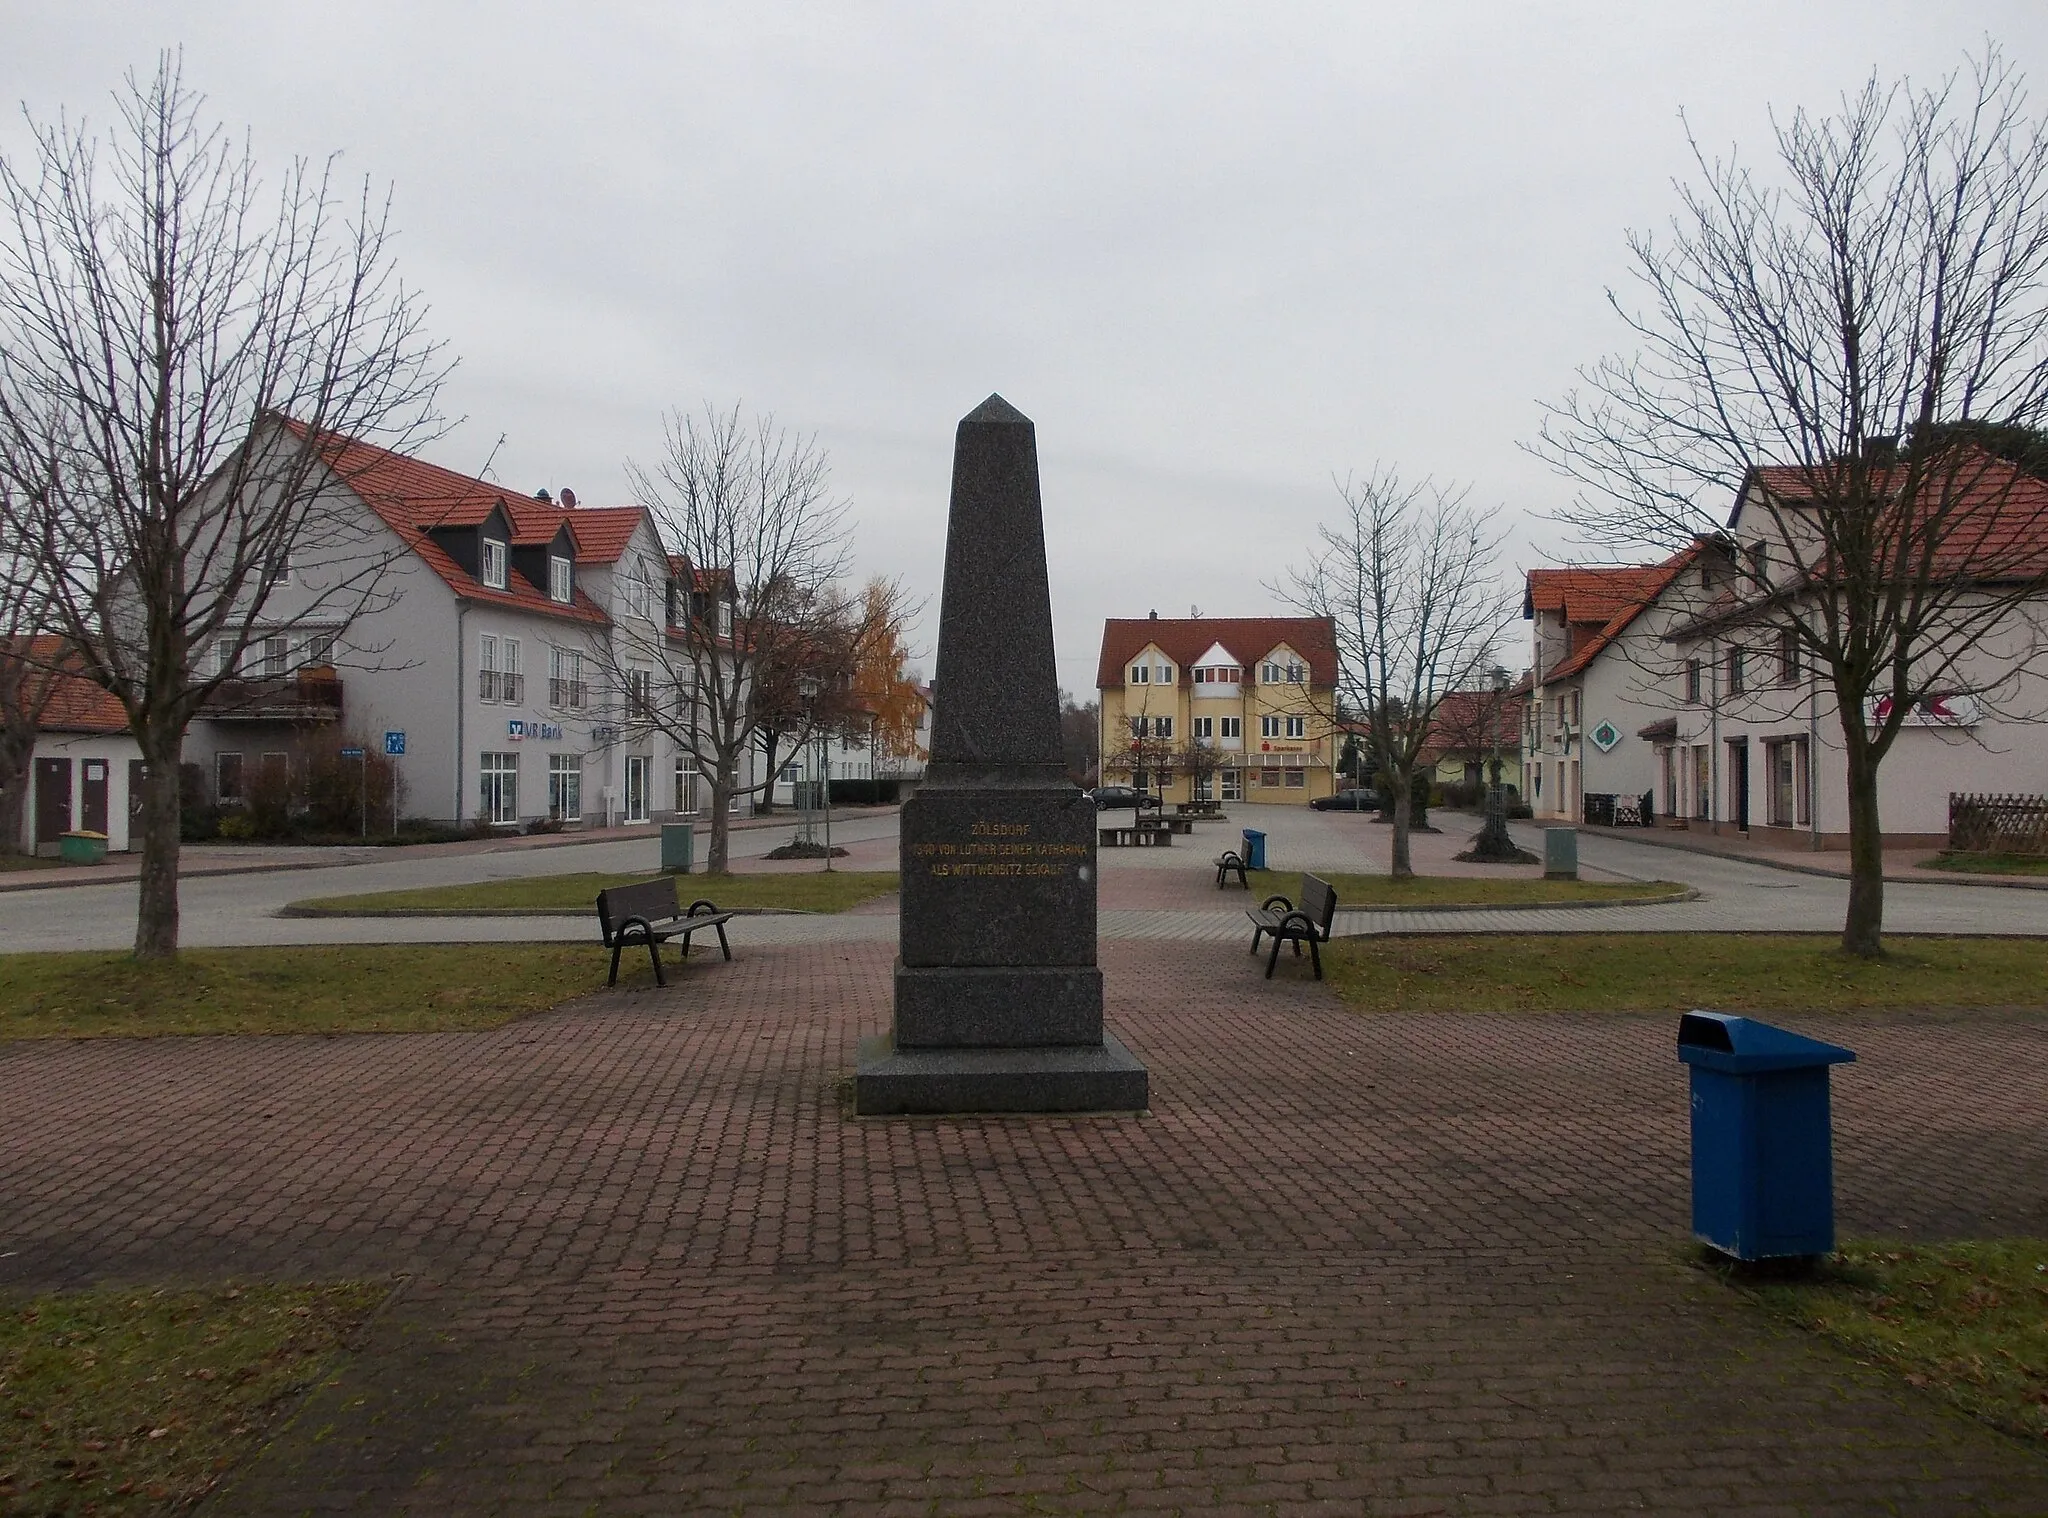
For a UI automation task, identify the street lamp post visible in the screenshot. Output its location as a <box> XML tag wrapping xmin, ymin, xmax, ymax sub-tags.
<box><xmin>796</xmin><ymin>672</ymin><xmax>820</xmax><ymax>850</ymax></box>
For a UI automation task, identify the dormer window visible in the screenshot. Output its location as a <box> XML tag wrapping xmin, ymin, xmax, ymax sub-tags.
<box><xmin>549</xmin><ymin>555</ymin><xmax>572</xmax><ymax>604</ymax></box>
<box><xmin>482</xmin><ymin>538</ymin><xmax>508</xmax><ymax>589</ymax></box>
<box><xmin>1130</xmin><ymin>664</ymin><xmax>1150</xmax><ymax>684</ymax></box>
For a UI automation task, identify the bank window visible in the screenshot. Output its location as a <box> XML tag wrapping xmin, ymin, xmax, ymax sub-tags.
<box><xmin>1220</xmin><ymin>717</ymin><xmax>1242</xmax><ymax>739</ymax></box>
<box><xmin>1192</xmin><ymin>716</ymin><xmax>1213</xmax><ymax>739</ymax></box>
<box><xmin>548</xmin><ymin>753</ymin><xmax>582</xmax><ymax>821</ymax></box>
<box><xmin>480</xmin><ymin>752</ymin><xmax>518</xmax><ymax>823</ymax></box>
<box><xmin>1285</xmin><ymin>768</ymin><xmax>1306</xmax><ymax>788</ymax></box>
<box><xmin>1284</xmin><ymin>715</ymin><xmax>1306</xmax><ymax>739</ymax></box>
<box><xmin>481</xmin><ymin>538</ymin><xmax>508</xmax><ymax>589</ymax></box>
<box><xmin>1260</xmin><ymin>767</ymin><xmax>1282</xmax><ymax>787</ymax></box>
<box><xmin>1260</xmin><ymin>716</ymin><xmax>1280</xmax><ymax>738</ymax></box>
<box><xmin>1152</xmin><ymin>716</ymin><xmax>1173</xmax><ymax>739</ymax></box>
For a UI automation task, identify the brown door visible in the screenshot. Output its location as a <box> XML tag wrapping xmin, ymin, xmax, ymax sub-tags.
<box><xmin>34</xmin><ymin>758</ymin><xmax>72</xmax><ymax>847</ymax></box>
<box><xmin>81</xmin><ymin>759</ymin><xmax>109</xmax><ymax>834</ymax></box>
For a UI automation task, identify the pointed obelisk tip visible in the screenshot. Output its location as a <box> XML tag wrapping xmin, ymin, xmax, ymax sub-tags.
<box><xmin>960</xmin><ymin>393</ymin><xmax>1032</xmax><ymax>427</ymax></box>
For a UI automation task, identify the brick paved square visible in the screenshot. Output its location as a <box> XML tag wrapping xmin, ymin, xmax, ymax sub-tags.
<box><xmin>2</xmin><ymin>940</ymin><xmax>2044</xmax><ymax>1513</ymax></box>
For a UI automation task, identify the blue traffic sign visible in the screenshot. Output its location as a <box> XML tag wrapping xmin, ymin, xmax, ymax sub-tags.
<box><xmin>339</xmin><ymin>746</ymin><xmax>365</xmax><ymax>760</ymax></box>
<box><xmin>384</xmin><ymin>730</ymin><xmax>406</xmax><ymax>756</ymax></box>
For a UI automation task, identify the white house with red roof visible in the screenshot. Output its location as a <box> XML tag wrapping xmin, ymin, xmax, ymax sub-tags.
<box><xmin>178</xmin><ymin>424</ymin><xmax>758</xmax><ymax>830</ymax></box>
<box><xmin>1662</xmin><ymin>449</ymin><xmax>2048</xmax><ymax>846</ymax></box>
<box><xmin>1522</xmin><ymin>548</ymin><xmax>1708</xmax><ymax>824</ymax></box>
<box><xmin>6</xmin><ymin>638</ymin><xmax>144</xmax><ymax>854</ymax></box>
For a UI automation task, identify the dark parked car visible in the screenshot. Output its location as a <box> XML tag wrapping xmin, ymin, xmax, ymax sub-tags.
<box><xmin>1310</xmin><ymin>787</ymin><xmax>1379</xmax><ymax>812</ymax></box>
<box><xmin>1089</xmin><ymin>786</ymin><xmax>1160</xmax><ymax>811</ymax></box>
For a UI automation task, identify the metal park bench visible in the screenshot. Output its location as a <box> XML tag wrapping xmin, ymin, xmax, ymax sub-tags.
<box><xmin>1246</xmin><ymin>873</ymin><xmax>1338</xmax><ymax>979</ymax></box>
<box><xmin>595</xmin><ymin>877</ymin><xmax>736</xmax><ymax>987</ymax></box>
<box><xmin>1214</xmin><ymin>830</ymin><xmax>1253</xmax><ymax>888</ymax></box>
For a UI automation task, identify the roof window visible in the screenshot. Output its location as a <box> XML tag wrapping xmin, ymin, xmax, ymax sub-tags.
<box><xmin>482</xmin><ymin>538</ymin><xmax>508</xmax><ymax>590</ymax></box>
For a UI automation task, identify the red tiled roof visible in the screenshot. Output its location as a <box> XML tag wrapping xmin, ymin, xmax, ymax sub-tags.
<box><xmin>1523</xmin><ymin>565</ymin><xmax>1671</xmax><ymax>624</ymax></box>
<box><xmin>1096</xmin><ymin>617</ymin><xmax>1339</xmax><ymax>690</ymax></box>
<box><xmin>1536</xmin><ymin>548</ymin><xmax>1698</xmax><ymax>684</ymax></box>
<box><xmin>284</xmin><ymin>421</ymin><xmax>610</xmax><ymax>625</ymax></box>
<box><xmin>1744</xmin><ymin>448</ymin><xmax>2048</xmax><ymax>581</ymax></box>
<box><xmin>561</xmin><ymin>506</ymin><xmax>648</xmax><ymax>563</ymax></box>
<box><xmin>1421</xmin><ymin>686</ymin><xmax>1530</xmax><ymax>762</ymax></box>
<box><xmin>3</xmin><ymin>637</ymin><xmax>129</xmax><ymax>734</ymax></box>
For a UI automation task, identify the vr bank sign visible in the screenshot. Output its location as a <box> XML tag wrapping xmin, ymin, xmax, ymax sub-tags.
<box><xmin>507</xmin><ymin>719</ymin><xmax>563</xmax><ymax>742</ymax></box>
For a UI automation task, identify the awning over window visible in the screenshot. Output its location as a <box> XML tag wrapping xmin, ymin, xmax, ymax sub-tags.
<box><xmin>1637</xmin><ymin>717</ymin><xmax>1678</xmax><ymax>742</ymax></box>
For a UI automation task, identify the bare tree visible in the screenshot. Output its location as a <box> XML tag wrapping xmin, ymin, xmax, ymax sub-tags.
<box><xmin>1277</xmin><ymin>468</ymin><xmax>1512</xmax><ymax>878</ymax></box>
<box><xmin>1532</xmin><ymin>45</ymin><xmax>2048</xmax><ymax>956</ymax></box>
<box><xmin>0</xmin><ymin>570</ymin><xmax>60</xmax><ymax>854</ymax></box>
<box><xmin>0</xmin><ymin>56</ymin><xmax>448</xmax><ymax>956</ymax></box>
<box><xmin>1058</xmin><ymin>691</ymin><xmax>1099</xmax><ymax>786</ymax></box>
<box><xmin>612</xmin><ymin>403</ymin><xmax>901</xmax><ymax>872</ymax></box>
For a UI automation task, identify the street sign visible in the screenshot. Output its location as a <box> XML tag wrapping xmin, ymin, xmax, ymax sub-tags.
<box><xmin>339</xmin><ymin>746</ymin><xmax>365</xmax><ymax>759</ymax></box>
<box><xmin>384</xmin><ymin>730</ymin><xmax>406</xmax><ymax>756</ymax></box>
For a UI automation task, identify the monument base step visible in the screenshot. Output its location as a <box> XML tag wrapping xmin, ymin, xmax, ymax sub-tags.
<box><xmin>853</xmin><ymin>1030</ymin><xmax>1149</xmax><ymax>1115</ymax></box>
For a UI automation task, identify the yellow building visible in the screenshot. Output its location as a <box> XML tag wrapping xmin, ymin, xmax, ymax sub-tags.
<box><xmin>1095</xmin><ymin>614</ymin><xmax>1341</xmax><ymax>805</ymax></box>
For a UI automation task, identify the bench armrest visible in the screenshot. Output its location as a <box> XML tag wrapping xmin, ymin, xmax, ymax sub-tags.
<box><xmin>1278</xmin><ymin>910</ymin><xmax>1318</xmax><ymax>939</ymax></box>
<box><xmin>611</xmin><ymin>914</ymin><xmax>655</xmax><ymax>945</ymax></box>
<box><xmin>686</xmin><ymin>899</ymin><xmax>724</xmax><ymax>917</ymax></box>
<box><xmin>1260</xmin><ymin>894</ymin><xmax>1293</xmax><ymax>913</ymax></box>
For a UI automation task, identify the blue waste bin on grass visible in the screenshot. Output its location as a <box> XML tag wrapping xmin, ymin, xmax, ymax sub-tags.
<box><xmin>1241</xmin><ymin>829</ymin><xmax>1266</xmax><ymax>870</ymax></box>
<box><xmin>1678</xmin><ymin>1011</ymin><xmax>1855</xmax><ymax>1261</ymax></box>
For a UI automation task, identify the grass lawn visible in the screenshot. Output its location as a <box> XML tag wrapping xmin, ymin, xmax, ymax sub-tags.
<box><xmin>0</xmin><ymin>855</ymin><xmax>58</xmax><ymax>873</ymax></box>
<box><xmin>286</xmin><ymin>869</ymin><xmax>900</xmax><ymax>917</ymax></box>
<box><xmin>1325</xmin><ymin>933</ymin><xmax>2048</xmax><ymax>1014</ymax></box>
<box><xmin>1717</xmin><ymin>1240</ymin><xmax>2048</xmax><ymax>1443</ymax></box>
<box><xmin>0</xmin><ymin>1280</ymin><xmax>386</xmax><ymax>1515</ymax></box>
<box><xmin>1245</xmin><ymin>869</ymin><xmax>1689</xmax><ymax>908</ymax></box>
<box><xmin>0</xmin><ymin>945</ymin><xmax>620</xmax><ymax>1039</ymax></box>
<box><xmin>1920</xmin><ymin>851</ymin><xmax>2048</xmax><ymax>877</ymax></box>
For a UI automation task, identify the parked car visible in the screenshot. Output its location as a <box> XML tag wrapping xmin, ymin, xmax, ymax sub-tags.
<box><xmin>1089</xmin><ymin>786</ymin><xmax>1160</xmax><ymax>811</ymax></box>
<box><xmin>1310</xmin><ymin>787</ymin><xmax>1379</xmax><ymax>812</ymax></box>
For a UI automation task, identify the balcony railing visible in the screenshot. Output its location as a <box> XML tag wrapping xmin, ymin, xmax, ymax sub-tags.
<box><xmin>202</xmin><ymin>672</ymin><xmax>344</xmax><ymax>723</ymax></box>
<box><xmin>549</xmin><ymin>678</ymin><xmax>588</xmax><ymax>710</ymax></box>
<box><xmin>478</xmin><ymin>670</ymin><xmax>526</xmax><ymax>703</ymax></box>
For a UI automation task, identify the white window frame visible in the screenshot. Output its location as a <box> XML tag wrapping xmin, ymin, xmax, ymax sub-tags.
<box><xmin>480</xmin><ymin>634</ymin><xmax>500</xmax><ymax>701</ymax></box>
<box><xmin>549</xmin><ymin>556</ymin><xmax>573</xmax><ymax>604</ymax></box>
<box><xmin>1220</xmin><ymin>717</ymin><xmax>1242</xmax><ymax>739</ymax></box>
<box><xmin>547</xmin><ymin>753</ymin><xmax>582</xmax><ymax>822</ymax></box>
<box><xmin>1153</xmin><ymin>716</ymin><xmax>1173</xmax><ymax>739</ymax></box>
<box><xmin>1130</xmin><ymin>664</ymin><xmax>1150</xmax><ymax>684</ymax></box>
<box><xmin>1284</xmin><ymin>715</ymin><xmax>1306</xmax><ymax>740</ymax></box>
<box><xmin>1260</xmin><ymin>716</ymin><xmax>1280</xmax><ymax>738</ymax></box>
<box><xmin>480</xmin><ymin>752</ymin><xmax>519</xmax><ymax>824</ymax></box>
<box><xmin>624</xmin><ymin>755</ymin><xmax>650</xmax><ymax>823</ymax></box>
<box><xmin>1192</xmin><ymin>716</ymin><xmax>1213</xmax><ymax>739</ymax></box>
<box><xmin>482</xmin><ymin>538</ymin><xmax>509</xmax><ymax>590</ymax></box>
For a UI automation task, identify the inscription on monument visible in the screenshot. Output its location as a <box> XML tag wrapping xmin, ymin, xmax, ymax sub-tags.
<box><xmin>910</xmin><ymin>821</ymin><xmax>1090</xmax><ymax>879</ymax></box>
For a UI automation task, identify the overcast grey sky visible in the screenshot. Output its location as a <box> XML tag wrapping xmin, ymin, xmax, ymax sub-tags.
<box><xmin>8</xmin><ymin>3</ymin><xmax>2047</xmax><ymax>694</ymax></box>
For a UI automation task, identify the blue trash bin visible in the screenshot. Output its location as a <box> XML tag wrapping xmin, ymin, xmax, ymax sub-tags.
<box><xmin>1678</xmin><ymin>1011</ymin><xmax>1855</xmax><ymax>1261</ymax></box>
<box><xmin>1241</xmin><ymin>829</ymin><xmax>1266</xmax><ymax>870</ymax></box>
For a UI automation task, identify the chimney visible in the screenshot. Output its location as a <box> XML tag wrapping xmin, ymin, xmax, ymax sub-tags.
<box><xmin>534</xmin><ymin>487</ymin><xmax>552</xmax><ymax>504</ymax></box>
<box><xmin>1148</xmin><ymin>609</ymin><xmax>1158</xmax><ymax>620</ymax></box>
<box><xmin>560</xmin><ymin>487</ymin><xmax>578</xmax><ymax>509</ymax></box>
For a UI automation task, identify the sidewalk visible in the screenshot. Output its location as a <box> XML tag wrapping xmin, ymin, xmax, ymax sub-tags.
<box><xmin>0</xmin><ymin>806</ymin><xmax>903</xmax><ymax>893</ymax></box>
<box><xmin>1570</xmin><ymin>816</ymin><xmax>2048</xmax><ymax>888</ymax></box>
<box><xmin>5</xmin><ymin>940</ymin><xmax>2043</xmax><ymax>1513</ymax></box>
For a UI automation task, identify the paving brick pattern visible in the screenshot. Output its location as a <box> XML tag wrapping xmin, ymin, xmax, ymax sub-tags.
<box><xmin>3</xmin><ymin>944</ymin><xmax>2046</xmax><ymax>1513</ymax></box>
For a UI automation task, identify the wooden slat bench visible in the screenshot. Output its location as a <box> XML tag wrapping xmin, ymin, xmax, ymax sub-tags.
<box><xmin>1214</xmin><ymin>829</ymin><xmax>1254</xmax><ymax>888</ymax></box>
<box><xmin>1246</xmin><ymin>873</ymin><xmax>1338</xmax><ymax>979</ymax></box>
<box><xmin>1100</xmin><ymin>824</ymin><xmax>1175</xmax><ymax>847</ymax></box>
<box><xmin>595</xmin><ymin>877</ymin><xmax>736</xmax><ymax>987</ymax></box>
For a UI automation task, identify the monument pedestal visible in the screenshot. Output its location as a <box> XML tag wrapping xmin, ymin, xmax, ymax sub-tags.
<box><xmin>855</xmin><ymin>1029</ymin><xmax>1149</xmax><ymax>1115</ymax></box>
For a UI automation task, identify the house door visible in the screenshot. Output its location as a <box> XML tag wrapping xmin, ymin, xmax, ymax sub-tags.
<box><xmin>34</xmin><ymin>758</ymin><xmax>72</xmax><ymax>848</ymax></box>
<box><xmin>1728</xmin><ymin>741</ymin><xmax>1750</xmax><ymax>831</ymax></box>
<box><xmin>624</xmin><ymin>756</ymin><xmax>649</xmax><ymax>823</ymax></box>
<box><xmin>80</xmin><ymin>760</ymin><xmax>109</xmax><ymax>834</ymax></box>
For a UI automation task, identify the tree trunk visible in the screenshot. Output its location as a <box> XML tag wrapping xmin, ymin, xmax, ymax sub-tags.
<box><xmin>134</xmin><ymin>727</ymin><xmax>185</xmax><ymax>960</ymax></box>
<box><xmin>1840</xmin><ymin>737</ymin><xmax>1886</xmax><ymax>958</ymax></box>
<box><xmin>706</xmin><ymin>771</ymin><xmax>733</xmax><ymax>873</ymax></box>
<box><xmin>757</xmin><ymin>732</ymin><xmax>780</xmax><ymax>815</ymax></box>
<box><xmin>1389</xmin><ymin>762</ymin><xmax>1415</xmax><ymax>879</ymax></box>
<box><xmin>0</xmin><ymin>731</ymin><xmax>30</xmax><ymax>856</ymax></box>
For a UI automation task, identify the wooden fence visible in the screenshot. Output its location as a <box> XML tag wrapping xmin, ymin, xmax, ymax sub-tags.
<box><xmin>1948</xmin><ymin>793</ymin><xmax>2048</xmax><ymax>855</ymax></box>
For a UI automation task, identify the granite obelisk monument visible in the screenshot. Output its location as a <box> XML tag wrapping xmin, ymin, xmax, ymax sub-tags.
<box><xmin>854</xmin><ymin>396</ymin><xmax>1148</xmax><ymax>1114</ymax></box>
